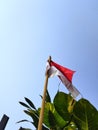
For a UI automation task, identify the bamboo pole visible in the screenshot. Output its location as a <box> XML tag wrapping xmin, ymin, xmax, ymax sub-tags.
<box><xmin>38</xmin><ymin>56</ymin><xmax>51</xmax><ymax>130</ymax></box>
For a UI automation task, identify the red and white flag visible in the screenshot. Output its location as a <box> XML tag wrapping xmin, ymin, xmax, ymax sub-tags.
<box><xmin>46</xmin><ymin>60</ymin><xmax>80</xmax><ymax>98</ymax></box>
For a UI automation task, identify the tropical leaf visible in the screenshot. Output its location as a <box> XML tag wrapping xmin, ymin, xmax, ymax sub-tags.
<box><xmin>25</xmin><ymin>97</ymin><xmax>36</xmax><ymax>110</ymax></box>
<box><xmin>24</xmin><ymin>109</ymin><xmax>38</xmax><ymax>120</ymax></box>
<box><xmin>19</xmin><ymin>127</ymin><xmax>32</xmax><ymax>130</ymax></box>
<box><xmin>46</xmin><ymin>90</ymin><xmax>51</xmax><ymax>102</ymax></box>
<box><xmin>63</xmin><ymin>121</ymin><xmax>77</xmax><ymax>130</ymax></box>
<box><xmin>40</xmin><ymin>90</ymin><xmax>51</xmax><ymax>103</ymax></box>
<box><xmin>42</xmin><ymin>103</ymin><xmax>56</xmax><ymax>128</ymax></box>
<box><xmin>19</xmin><ymin>101</ymin><xmax>30</xmax><ymax>109</ymax></box>
<box><xmin>17</xmin><ymin>119</ymin><xmax>32</xmax><ymax>124</ymax></box>
<box><xmin>43</xmin><ymin>102</ymin><xmax>67</xmax><ymax>129</ymax></box>
<box><xmin>24</xmin><ymin>109</ymin><xmax>48</xmax><ymax>130</ymax></box>
<box><xmin>53</xmin><ymin>91</ymin><xmax>75</xmax><ymax>121</ymax></box>
<box><xmin>73</xmin><ymin>98</ymin><xmax>98</xmax><ymax>130</ymax></box>
<box><xmin>19</xmin><ymin>90</ymin><xmax>98</xmax><ymax>130</ymax></box>
<box><xmin>24</xmin><ymin>109</ymin><xmax>38</xmax><ymax>127</ymax></box>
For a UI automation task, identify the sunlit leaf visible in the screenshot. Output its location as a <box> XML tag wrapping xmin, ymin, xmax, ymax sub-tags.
<box><xmin>73</xmin><ymin>98</ymin><xmax>98</xmax><ymax>130</ymax></box>
<box><xmin>53</xmin><ymin>91</ymin><xmax>75</xmax><ymax>121</ymax></box>
<box><xmin>43</xmin><ymin>102</ymin><xmax>67</xmax><ymax>129</ymax></box>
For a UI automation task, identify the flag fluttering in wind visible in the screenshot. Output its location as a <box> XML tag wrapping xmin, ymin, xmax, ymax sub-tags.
<box><xmin>38</xmin><ymin>57</ymin><xmax>81</xmax><ymax>130</ymax></box>
<box><xmin>46</xmin><ymin>60</ymin><xmax>80</xmax><ymax>98</ymax></box>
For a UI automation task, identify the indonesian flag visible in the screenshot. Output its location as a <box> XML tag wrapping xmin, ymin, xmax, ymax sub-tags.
<box><xmin>46</xmin><ymin>60</ymin><xmax>80</xmax><ymax>98</ymax></box>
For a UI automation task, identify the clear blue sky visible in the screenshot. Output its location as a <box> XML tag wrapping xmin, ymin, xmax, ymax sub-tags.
<box><xmin>0</xmin><ymin>0</ymin><xmax>98</xmax><ymax>129</ymax></box>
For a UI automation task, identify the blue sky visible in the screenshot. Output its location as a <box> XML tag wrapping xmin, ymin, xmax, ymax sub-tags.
<box><xmin>0</xmin><ymin>0</ymin><xmax>98</xmax><ymax>129</ymax></box>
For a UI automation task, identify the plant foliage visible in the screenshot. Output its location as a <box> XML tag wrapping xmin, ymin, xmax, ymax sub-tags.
<box><xmin>18</xmin><ymin>91</ymin><xmax>98</xmax><ymax>130</ymax></box>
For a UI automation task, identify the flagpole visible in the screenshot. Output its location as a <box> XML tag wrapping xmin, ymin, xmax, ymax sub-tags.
<box><xmin>38</xmin><ymin>56</ymin><xmax>51</xmax><ymax>130</ymax></box>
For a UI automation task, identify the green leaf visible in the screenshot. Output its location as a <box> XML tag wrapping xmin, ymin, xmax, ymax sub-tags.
<box><xmin>19</xmin><ymin>101</ymin><xmax>30</xmax><ymax>109</ymax></box>
<box><xmin>24</xmin><ymin>109</ymin><xmax>39</xmax><ymax>127</ymax></box>
<box><xmin>46</xmin><ymin>90</ymin><xmax>51</xmax><ymax>103</ymax></box>
<box><xmin>48</xmin><ymin>110</ymin><xmax>57</xmax><ymax>128</ymax></box>
<box><xmin>17</xmin><ymin>119</ymin><xmax>32</xmax><ymax>124</ymax></box>
<box><xmin>24</xmin><ymin>109</ymin><xmax>38</xmax><ymax>119</ymax></box>
<box><xmin>19</xmin><ymin>127</ymin><xmax>32</xmax><ymax>130</ymax></box>
<box><xmin>40</xmin><ymin>90</ymin><xmax>51</xmax><ymax>103</ymax></box>
<box><xmin>24</xmin><ymin>109</ymin><xmax>48</xmax><ymax>130</ymax></box>
<box><xmin>63</xmin><ymin>121</ymin><xmax>77</xmax><ymax>130</ymax></box>
<box><xmin>53</xmin><ymin>92</ymin><xmax>75</xmax><ymax>121</ymax></box>
<box><xmin>73</xmin><ymin>98</ymin><xmax>98</xmax><ymax>130</ymax></box>
<box><xmin>25</xmin><ymin>97</ymin><xmax>36</xmax><ymax>110</ymax></box>
<box><xmin>43</xmin><ymin>102</ymin><xmax>67</xmax><ymax>129</ymax></box>
<box><xmin>43</xmin><ymin>103</ymin><xmax>56</xmax><ymax>128</ymax></box>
